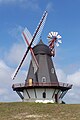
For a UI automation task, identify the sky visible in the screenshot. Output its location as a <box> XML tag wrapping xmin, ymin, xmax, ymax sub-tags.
<box><xmin>0</xmin><ymin>0</ymin><xmax>80</xmax><ymax>103</ymax></box>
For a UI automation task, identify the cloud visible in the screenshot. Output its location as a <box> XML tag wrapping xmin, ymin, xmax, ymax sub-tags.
<box><xmin>9</xmin><ymin>25</ymin><xmax>24</xmax><ymax>41</ymax></box>
<box><xmin>0</xmin><ymin>59</ymin><xmax>26</xmax><ymax>86</ymax></box>
<box><xmin>67</xmin><ymin>69</ymin><xmax>80</xmax><ymax>86</ymax></box>
<box><xmin>0</xmin><ymin>88</ymin><xmax>8</xmax><ymax>95</ymax></box>
<box><xmin>56</xmin><ymin>68</ymin><xmax>80</xmax><ymax>103</ymax></box>
<box><xmin>0</xmin><ymin>59</ymin><xmax>26</xmax><ymax>102</ymax></box>
<box><xmin>56</xmin><ymin>68</ymin><xmax>67</xmax><ymax>82</ymax></box>
<box><xmin>6</xmin><ymin>42</ymin><xmax>26</xmax><ymax>65</ymax></box>
<box><xmin>20</xmin><ymin>0</ymin><xmax>40</xmax><ymax>10</ymax></box>
<box><xmin>7</xmin><ymin>25</ymin><xmax>31</xmax><ymax>68</ymax></box>
<box><xmin>65</xmin><ymin>69</ymin><xmax>80</xmax><ymax>103</ymax></box>
<box><xmin>0</xmin><ymin>0</ymin><xmax>40</xmax><ymax>11</ymax></box>
<box><xmin>5</xmin><ymin>42</ymin><xmax>31</xmax><ymax>71</ymax></box>
<box><xmin>46</xmin><ymin>2</ymin><xmax>54</xmax><ymax>12</ymax></box>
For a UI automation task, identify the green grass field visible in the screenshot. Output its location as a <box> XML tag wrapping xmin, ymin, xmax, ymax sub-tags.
<box><xmin>0</xmin><ymin>102</ymin><xmax>80</xmax><ymax>120</ymax></box>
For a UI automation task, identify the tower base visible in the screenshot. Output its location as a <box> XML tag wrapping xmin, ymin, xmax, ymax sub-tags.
<box><xmin>12</xmin><ymin>82</ymin><xmax>72</xmax><ymax>103</ymax></box>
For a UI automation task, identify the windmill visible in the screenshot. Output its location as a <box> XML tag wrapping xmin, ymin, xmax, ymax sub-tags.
<box><xmin>12</xmin><ymin>11</ymin><xmax>72</xmax><ymax>103</ymax></box>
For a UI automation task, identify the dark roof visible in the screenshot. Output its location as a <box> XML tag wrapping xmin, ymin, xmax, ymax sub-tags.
<box><xmin>33</xmin><ymin>39</ymin><xmax>51</xmax><ymax>56</ymax></box>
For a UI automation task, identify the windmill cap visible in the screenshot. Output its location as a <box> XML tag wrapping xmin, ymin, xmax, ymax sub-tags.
<box><xmin>33</xmin><ymin>39</ymin><xmax>51</xmax><ymax>56</ymax></box>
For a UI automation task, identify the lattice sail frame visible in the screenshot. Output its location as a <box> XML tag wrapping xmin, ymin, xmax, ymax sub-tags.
<box><xmin>11</xmin><ymin>11</ymin><xmax>48</xmax><ymax>80</ymax></box>
<box><xmin>47</xmin><ymin>32</ymin><xmax>62</xmax><ymax>56</ymax></box>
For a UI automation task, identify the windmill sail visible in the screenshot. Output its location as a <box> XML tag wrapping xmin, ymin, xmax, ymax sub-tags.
<box><xmin>33</xmin><ymin>11</ymin><xmax>48</xmax><ymax>45</ymax></box>
<box><xmin>47</xmin><ymin>32</ymin><xmax>62</xmax><ymax>48</ymax></box>
<box><xmin>12</xmin><ymin>11</ymin><xmax>48</xmax><ymax>80</ymax></box>
<box><xmin>22</xmin><ymin>27</ymin><xmax>32</xmax><ymax>46</ymax></box>
<box><xmin>22</xmin><ymin>31</ymin><xmax>39</xmax><ymax>74</ymax></box>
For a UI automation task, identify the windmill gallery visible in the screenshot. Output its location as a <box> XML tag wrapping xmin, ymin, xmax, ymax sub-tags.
<box><xmin>12</xmin><ymin>11</ymin><xmax>72</xmax><ymax>103</ymax></box>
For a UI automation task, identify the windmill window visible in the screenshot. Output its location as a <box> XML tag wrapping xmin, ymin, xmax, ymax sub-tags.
<box><xmin>51</xmin><ymin>68</ymin><xmax>54</xmax><ymax>74</ymax></box>
<box><xmin>42</xmin><ymin>77</ymin><xmax>46</xmax><ymax>83</ymax></box>
<box><xmin>43</xmin><ymin>92</ymin><xmax>46</xmax><ymax>98</ymax></box>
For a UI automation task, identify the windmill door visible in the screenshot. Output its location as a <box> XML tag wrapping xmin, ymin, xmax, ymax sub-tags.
<box><xmin>55</xmin><ymin>94</ymin><xmax>58</xmax><ymax>103</ymax></box>
<box><xmin>28</xmin><ymin>78</ymin><xmax>33</xmax><ymax>86</ymax></box>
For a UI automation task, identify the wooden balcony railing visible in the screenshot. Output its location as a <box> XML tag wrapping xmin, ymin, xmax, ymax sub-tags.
<box><xmin>12</xmin><ymin>82</ymin><xmax>72</xmax><ymax>89</ymax></box>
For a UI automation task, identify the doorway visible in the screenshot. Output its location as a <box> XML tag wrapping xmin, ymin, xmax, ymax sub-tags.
<box><xmin>55</xmin><ymin>94</ymin><xmax>58</xmax><ymax>103</ymax></box>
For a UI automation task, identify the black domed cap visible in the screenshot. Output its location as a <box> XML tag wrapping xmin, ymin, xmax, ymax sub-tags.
<box><xmin>33</xmin><ymin>39</ymin><xmax>51</xmax><ymax>56</ymax></box>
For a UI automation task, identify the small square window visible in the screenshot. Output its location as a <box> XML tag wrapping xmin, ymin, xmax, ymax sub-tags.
<box><xmin>42</xmin><ymin>77</ymin><xmax>46</xmax><ymax>83</ymax></box>
<box><xmin>51</xmin><ymin>68</ymin><xmax>54</xmax><ymax>74</ymax></box>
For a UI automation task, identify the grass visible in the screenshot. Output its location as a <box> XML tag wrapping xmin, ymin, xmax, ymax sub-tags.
<box><xmin>0</xmin><ymin>102</ymin><xmax>80</xmax><ymax>120</ymax></box>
